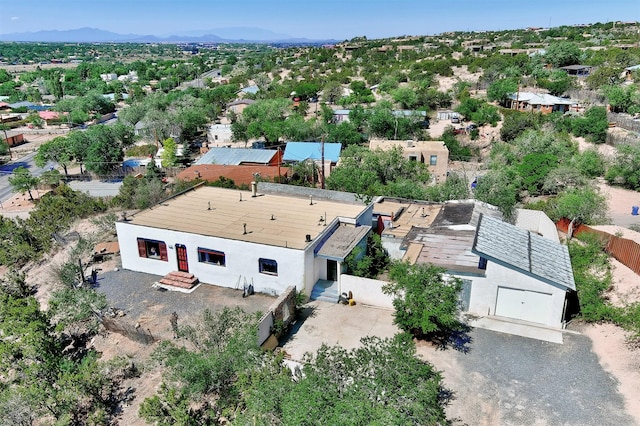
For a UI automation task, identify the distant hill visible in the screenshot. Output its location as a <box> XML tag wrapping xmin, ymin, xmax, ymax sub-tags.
<box><xmin>0</xmin><ymin>27</ymin><xmax>336</xmax><ymax>44</ymax></box>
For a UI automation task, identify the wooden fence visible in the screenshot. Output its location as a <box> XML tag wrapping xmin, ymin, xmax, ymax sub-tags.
<box><xmin>557</xmin><ymin>218</ymin><xmax>640</xmax><ymax>275</ymax></box>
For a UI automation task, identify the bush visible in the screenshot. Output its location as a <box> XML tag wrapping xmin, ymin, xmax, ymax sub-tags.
<box><xmin>383</xmin><ymin>262</ymin><xmax>462</xmax><ymax>338</ymax></box>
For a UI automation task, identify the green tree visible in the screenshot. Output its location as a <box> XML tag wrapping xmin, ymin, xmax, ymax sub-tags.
<box><xmin>517</xmin><ymin>152</ymin><xmax>558</xmax><ymax>195</ymax></box>
<box><xmin>344</xmin><ymin>233</ymin><xmax>389</xmax><ymax>278</ymax></box>
<box><xmin>161</xmin><ymin>137</ymin><xmax>178</xmax><ymax>168</ymax></box>
<box><xmin>384</xmin><ymin>262</ymin><xmax>463</xmax><ymax>338</ymax></box>
<box><xmin>474</xmin><ymin>169</ymin><xmax>519</xmax><ymax>219</ymax></box>
<box><xmin>392</xmin><ymin>86</ymin><xmax>418</xmax><ymax>109</ymax></box>
<box><xmin>84</xmin><ymin>124</ymin><xmax>135</xmax><ymax>175</ymax></box>
<box><xmin>487</xmin><ymin>78</ymin><xmax>518</xmax><ymax>105</ymax></box>
<box><xmin>326</xmin><ymin>145</ymin><xmax>430</xmax><ymax>201</ymax></box>
<box><xmin>8</xmin><ymin>167</ymin><xmax>39</xmax><ymax>201</ymax></box>
<box><xmin>232</xmin><ymin>98</ymin><xmax>291</xmax><ymax>144</ymax></box>
<box><xmin>570</xmin><ymin>106</ymin><xmax>609</xmax><ymax>143</ymax></box>
<box><xmin>545</xmin><ymin>42</ymin><xmax>582</xmax><ymax>67</ymax></box>
<box><xmin>605</xmin><ymin>143</ymin><xmax>640</xmax><ymax>190</ymax></box>
<box><xmin>547</xmin><ymin>187</ymin><xmax>609</xmax><ymax>225</ymax></box>
<box><xmin>35</xmin><ymin>136</ymin><xmax>73</xmax><ymax>175</ymax></box>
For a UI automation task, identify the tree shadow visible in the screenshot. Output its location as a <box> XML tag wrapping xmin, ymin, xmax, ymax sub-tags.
<box><xmin>417</xmin><ymin>323</ymin><xmax>474</xmax><ymax>354</ymax></box>
<box><xmin>278</xmin><ymin>304</ymin><xmax>317</xmax><ymax>346</ymax></box>
<box><xmin>0</xmin><ymin>161</ymin><xmax>31</xmax><ymax>173</ymax></box>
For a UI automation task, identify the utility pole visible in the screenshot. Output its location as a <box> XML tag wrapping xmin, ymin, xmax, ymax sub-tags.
<box><xmin>277</xmin><ymin>146</ymin><xmax>281</xmax><ymax>183</ymax></box>
<box><xmin>0</xmin><ymin>115</ymin><xmax>11</xmax><ymax>159</ymax></box>
<box><xmin>321</xmin><ymin>135</ymin><xmax>325</xmax><ymax>189</ymax></box>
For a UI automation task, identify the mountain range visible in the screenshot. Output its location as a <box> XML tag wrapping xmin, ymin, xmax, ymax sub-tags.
<box><xmin>0</xmin><ymin>27</ymin><xmax>336</xmax><ymax>44</ymax></box>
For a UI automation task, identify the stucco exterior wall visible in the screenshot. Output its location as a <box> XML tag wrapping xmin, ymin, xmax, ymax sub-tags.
<box><xmin>116</xmin><ymin>222</ymin><xmax>308</xmax><ymax>296</ymax></box>
<box><xmin>462</xmin><ymin>261</ymin><xmax>567</xmax><ymax>328</ymax></box>
<box><xmin>341</xmin><ymin>275</ymin><xmax>394</xmax><ymax>309</ymax></box>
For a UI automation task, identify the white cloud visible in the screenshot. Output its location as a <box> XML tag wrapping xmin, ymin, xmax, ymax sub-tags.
<box><xmin>11</xmin><ymin>17</ymin><xmax>19</xmax><ymax>21</ymax></box>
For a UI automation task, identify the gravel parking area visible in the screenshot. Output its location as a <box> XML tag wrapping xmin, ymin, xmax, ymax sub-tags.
<box><xmin>418</xmin><ymin>327</ymin><xmax>633</xmax><ymax>426</ymax></box>
<box><xmin>95</xmin><ymin>269</ymin><xmax>275</xmax><ymax>329</ymax></box>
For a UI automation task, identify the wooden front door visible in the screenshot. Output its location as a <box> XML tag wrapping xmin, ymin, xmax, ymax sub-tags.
<box><xmin>176</xmin><ymin>244</ymin><xmax>189</xmax><ymax>272</ymax></box>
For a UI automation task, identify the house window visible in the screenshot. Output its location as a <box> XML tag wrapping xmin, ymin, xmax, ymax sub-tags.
<box><xmin>478</xmin><ymin>257</ymin><xmax>487</xmax><ymax>270</ymax></box>
<box><xmin>430</xmin><ymin>155</ymin><xmax>437</xmax><ymax>166</ymax></box>
<box><xmin>408</xmin><ymin>155</ymin><xmax>418</xmax><ymax>162</ymax></box>
<box><xmin>198</xmin><ymin>248</ymin><xmax>226</xmax><ymax>266</ymax></box>
<box><xmin>259</xmin><ymin>258</ymin><xmax>278</xmax><ymax>276</ymax></box>
<box><xmin>137</xmin><ymin>238</ymin><xmax>168</xmax><ymax>261</ymax></box>
<box><xmin>214</xmin><ymin>135</ymin><xmax>218</xmax><ymax>140</ymax></box>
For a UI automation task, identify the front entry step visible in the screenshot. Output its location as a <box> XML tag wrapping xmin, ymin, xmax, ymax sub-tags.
<box><xmin>158</xmin><ymin>271</ymin><xmax>199</xmax><ymax>290</ymax></box>
<box><xmin>310</xmin><ymin>280</ymin><xmax>339</xmax><ymax>303</ymax></box>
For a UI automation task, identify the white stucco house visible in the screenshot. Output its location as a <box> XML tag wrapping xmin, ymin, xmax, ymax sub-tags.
<box><xmin>116</xmin><ymin>184</ymin><xmax>372</xmax><ymax>297</ymax></box>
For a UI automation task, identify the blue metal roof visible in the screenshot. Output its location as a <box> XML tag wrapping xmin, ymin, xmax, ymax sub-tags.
<box><xmin>196</xmin><ymin>147</ymin><xmax>277</xmax><ymax>166</ymax></box>
<box><xmin>283</xmin><ymin>142</ymin><xmax>342</xmax><ymax>163</ymax></box>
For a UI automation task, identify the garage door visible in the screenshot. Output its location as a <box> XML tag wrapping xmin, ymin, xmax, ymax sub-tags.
<box><xmin>495</xmin><ymin>287</ymin><xmax>552</xmax><ymax>324</ymax></box>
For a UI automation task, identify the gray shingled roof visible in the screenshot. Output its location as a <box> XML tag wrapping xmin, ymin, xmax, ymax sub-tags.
<box><xmin>196</xmin><ymin>147</ymin><xmax>277</xmax><ymax>166</ymax></box>
<box><xmin>472</xmin><ymin>214</ymin><xmax>575</xmax><ymax>291</ymax></box>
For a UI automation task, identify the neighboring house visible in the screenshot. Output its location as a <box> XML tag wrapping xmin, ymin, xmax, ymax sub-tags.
<box><xmin>207</xmin><ymin>124</ymin><xmax>233</xmax><ymax>146</ymax></box>
<box><xmin>282</xmin><ymin>142</ymin><xmax>342</xmax><ymax>182</ymax></box>
<box><xmin>332</xmin><ymin>109</ymin><xmax>351</xmax><ymax>123</ymax></box>
<box><xmin>283</xmin><ymin>142</ymin><xmax>342</xmax><ymax>164</ymax></box>
<box><xmin>624</xmin><ymin>64</ymin><xmax>640</xmax><ymax>80</ymax></box>
<box><xmin>115</xmin><ymin>184</ymin><xmax>372</xmax><ymax>297</ymax></box>
<box><xmin>239</xmin><ymin>85</ymin><xmax>260</xmax><ymax>96</ymax></box>
<box><xmin>369</xmin><ymin>139</ymin><xmax>449</xmax><ymax>182</ymax></box>
<box><xmin>8</xmin><ymin>101</ymin><xmax>36</xmax><ymax>110</ymax></box>
<box><xmin>176</xmin><ymin>164</ymin><xmax>290</xmax><ymax>186</ymax></box>
<box><xmin>436</xmin><ymin>110</ymin><xmax>459</xmax><ymax>121</ymax></box>
<box><xmin>560</xmin><ymin>65</ymin><xmax>592</xmax><ymax>77</ymax></box>
<box><xmin>1</xmin><ymin>131</ymin><xmax>25</xmax><ymax>147</ymax></box>
<box><xmin>196</xmin><ymin>146</ymin><xmax>281</xmax><ymax>166</ymax></box>
<box><xmin>226</xmin><ymin>99</ymin><xmax>256</xmax><ymax>115</ymax></box>
<box><xmin>507</xmin><ymin>92</ymin><xmax>576</xmax><ymax>114</ymax></box>
<box><xmin>38</xmin><ymin>110</ymin><xmax>60</xmax><ymax>121</ymax></box>
<box><xmin>100</xmin><ymin>73</ymin><xmax>118</xmax><ymax>82</ymax></box>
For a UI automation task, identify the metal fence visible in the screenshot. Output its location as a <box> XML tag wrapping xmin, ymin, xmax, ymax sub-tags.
<box><xmin>557</xmin><ymin>218</ymin><xmax>640</xmax><ymax>276</ymax></box>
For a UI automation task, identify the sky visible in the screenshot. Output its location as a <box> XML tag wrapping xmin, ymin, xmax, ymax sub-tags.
<box><xmin>1</xmin><ymin>0</ymin><xmax>639</xmax><ymax>40</ymax></box>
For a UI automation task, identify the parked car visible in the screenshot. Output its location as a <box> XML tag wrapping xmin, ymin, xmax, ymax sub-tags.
<box><xmin>451</xmin><ymin>115</ymin><xmax>460</xmax><ymax>124</ymax></box>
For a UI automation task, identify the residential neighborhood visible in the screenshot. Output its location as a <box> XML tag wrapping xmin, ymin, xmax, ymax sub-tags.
<box><xmin>1</xmin><ymin>15</ymin><xmax>640</xmax><ymax>426</ymax></box>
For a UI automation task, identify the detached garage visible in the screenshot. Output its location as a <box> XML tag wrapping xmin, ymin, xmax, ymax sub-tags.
<box><xmin>465</xmin><ymin>214</ymin><xmax>576</xmax><ymax>329</ymax></box>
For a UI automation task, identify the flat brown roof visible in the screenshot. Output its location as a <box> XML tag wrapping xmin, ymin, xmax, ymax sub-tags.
<box><xmin>127</xmin><ymin>186</ymin><xmax>368</xmax><ymax>250</ymax></box>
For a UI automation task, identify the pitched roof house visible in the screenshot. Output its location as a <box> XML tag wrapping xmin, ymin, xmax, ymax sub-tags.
<box><xmin>116</xmin><ymin>185</ymin><xmax>372</xmax><ymax>297</ymax></box>
<box><xmin>196</xmin><ymin>147</ymin><xmax>281</xmax><ymax>166</ymax></box>
<box><xmin>507</xmin><ymin>92</ymin><xmax>576</xmax><ymax>114</ymax></box>
<box><xmin>375</xmin><ymin>198</ymin><xmax>575</xmax><ymax>341</ymax></box>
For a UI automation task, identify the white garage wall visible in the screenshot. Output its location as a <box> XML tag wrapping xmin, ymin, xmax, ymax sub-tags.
<box><xmin>462</xmin><ymin>261</ymin><xmax>567</xmax><ymax>328</ymax></box>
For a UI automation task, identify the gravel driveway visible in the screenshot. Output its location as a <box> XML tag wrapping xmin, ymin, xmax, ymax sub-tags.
<box><xmin>281</xmin><ymin>301</ymin><xmax>634</xmax><ymax>426</ymax></box>
<box><xmin>418</xmin><ymin>327</ymin><xmax>633</xmax><ymax>426</ymax></box>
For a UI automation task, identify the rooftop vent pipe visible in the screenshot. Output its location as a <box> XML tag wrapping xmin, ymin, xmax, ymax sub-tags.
<box><xmin>305</xmin><ymin>234</ymin><xmax>312</xmax><ymax>242</ymax></box>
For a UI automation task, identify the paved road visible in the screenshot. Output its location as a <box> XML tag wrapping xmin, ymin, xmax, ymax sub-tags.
<box><xmin>0</xmin><ymin>151</ymin><xmax>54</xmax><ymax>203</ymax></box>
